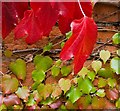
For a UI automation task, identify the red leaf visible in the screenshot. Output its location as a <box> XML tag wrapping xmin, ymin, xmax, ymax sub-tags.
<box><xmin>58</xmin><ymin>2</ymin><xmax>92</xmax><ymax>34</ymax></box>
<box><xmin>60</xmin><ymin>16</ymin><xmax>97</xmax><ymax>74</ymax></box>
<box><xmin>2</xmin><ymin>2</ymin><xmax>28</xmax><ymax>39</ymax></box>
<box><xmin>14</xmin><ymin>2</ymin><xmax>58</xmax><ymax>44</ymax></box>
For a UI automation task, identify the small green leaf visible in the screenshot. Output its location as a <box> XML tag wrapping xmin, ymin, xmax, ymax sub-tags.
<box><xmin>40</xmin><ymin>97</ymin><xmax>53</xmax><ymax>105</ymax></box>
<box><xmin>98</xmin><ymin>78</ymin><xmax>107</xmax><ymax>88</ymax></box>
<box><xmin>61</xmin><ymin>42</ymin><xmax>65</xmax><ymax>49</ymax></box>
<box><xmin>15</xmin><ymin>86</ymin><xmax>30</xmax><ymax>101</ymax></box>
<box><xmin>91</xmin><ymin>61</ymin><xmax>102</xmax><ymax>73</ymax></box>
<box><xmin>117</xmin><ymin>49</ymin><xmax>120</xmax><ymax>56</ymax></box>
<box><xmin>78</xmin><ymin>77</ymin><xmax>93</xmax><ymax>94</ymax></box>
<box><xmin>2</xmin><ymin>77</ymin><xmax>19</xmax><ymax>94</ymax></box>
<box><xmin>32</xmin><ymin>69</ymin><xmax>45</xmax><ymax>83</ymax></box>
<box><xmin>4</xmin><ymin>49</ymin><xmax>12</xmax><ymax>58</ymax></box>
<box><xmin>58</xmin><ymin>78</ymin><xmax>71</xmax><ymax>94</ymax></box>
<box><xmin>96</xmin><ymin>89</ymin><xmax>105</xmax><ymax>97</ymax></box>
<box><xmin>32</xmin><ymin>81</ymin><xmax>40</xmax><ymax>90</ymax></box>
<box><xmin>61</xmin><ymin>66</ymin><xmax>71</xmax><ymax>76</ymax></box>
<box><xmin>66</xmin><ymin>31</ymin><xmax>72</xmax><ymax>39</ymax></box>
<box><xmin>55</xmin><ymin>59</ymin><xmax>62</xmax><ymax>66</ymax></box>
<box><xmin>100</xmin><ymin>50</ymin><xmax>111</xmax><ymax>64</ymax></box>
<box><xmin>112</xmin><ymin>33</ymin><xmax>120</xmax><ymax>44</ymax></box>
<box><xmin>34</xmin><ymin>55</ymin><xmax>53</xmax><ymax>72</ymax></box>
<box><xmin>116</xmin><ymin>98</ymin><xmax>120</xmax><ymax>108</ymax></box>
<box><xmin>98</xmin><ymin>67</ymin><xmax>114</xmax><ymax>78</ymax></box>
<box><xmin>107</xmin><ymin>78</ymin><xmax>117</xmax><ymax>88</ymax></box>
<box><xmin>87</xmin><ymin>71</ymin><xmax>95</xmax><ymax>81</ymax></box>
<box><xmin>0</xmin><ymin>104</ymin><xmax>7</xmax><ymax>110</ymax></box>
<box><xmin>78</xmin><ymin>67</ymin><xmax>90</xmax><ymax>78</ymax></box>
<box><xmin>9</xmin><ymin>59</ymin><xmax>26</xmax><ymax>80</ymax></box>
<box><xmin>51</xmin><ymin>66</ymin><xmax>60</xmax><ymax>77</ymax></box>
<box><xmin>43</xmin><ymin>43</ymin><xmax>52</xmax><ymax>52</ymax></box>
<box><xmin>66</xmin><ymin>86</ymin><xmax>82</xmax><ymax>103</ymax></box>
<box><xmin>110</xmin><ymin>57</ymin><xmax>120</xmax><ymax>74</ymax></box>
<box><xmin>26</xmin><ymin>94</ymin><xmax>36</xmax><ymax>106</ymax></box>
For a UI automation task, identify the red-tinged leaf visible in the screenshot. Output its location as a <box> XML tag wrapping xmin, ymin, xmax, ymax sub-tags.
<box><xmin>58</xmin><ymin>2</ymin><xmax>92</xmax><ymax>34</ymax></box>
<box><xmin>14</xmin><ymin>3</ymin><xmax>58</xmax><ymax>44</ymax></box>
<box><xmin>3</xmin><ymin>94</ymin><xmax>21</xmax><ymax>107</ymax></box>
<box><xmin>60</xmin><ymin>16</ymin><xmax>97</xmax><ymax>74</ymax></box>
<box><xmin>2</xmin><ymin>2</ymin><xmax>28</xmax><ymax>39</ymax></box>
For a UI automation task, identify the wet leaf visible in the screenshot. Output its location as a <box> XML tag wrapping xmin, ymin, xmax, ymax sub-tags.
<box><xmin>107</xmin><ymin>78</ymin><xmax>117</xmax><ymax>88</ymax></box>
<box><xmin>3</xmin><ymin>94</ymin><xmax>21</xmax><ymax>107</ymax></box>
<box><xmin>78</xmin><ymin>67</ymin><xmax>90</xmax><ymax>78</ymax></box>
<box><xmin>91</xmin><ymin>60</ymin><xmax>102</xmax><ymax>73</ymax></box>
<box><xmin>4</xmin><ymin>49</ymin><xmax>12</xmax><ymax>58</ymax></box>
<box><xmin>112</xmin><ymin>33</ymin><xmax>120</xmax><ymax>44</ymax></box>
<box><xmin>58</xmin><ymin>78</ymin><xmax>71</xmax><ymax>94</ymax></box>
<box><xmin>87</xmin><ymin>71</ymin><xmax>95</xmax><ymax>81</ymax></box>
<box><xmin>26</xmin><ymin>94</ymin><xmax>36</xmax><ymax>106</ymax></box>
<box><xmin>110</xmin><ymin>57</ymin><xmax>120</xmax><ymax>74</ymax></box>
<box><xmin>9</xmin><ymin>59</ymin><xmax>26</xmax><ymax>80</ymax></box>
<box><xmin>116</xmin><ymin>98</ymin><xmax>120</xmax><ymax>108</ymax></box>
<box><xmin>2</xmin><ymin>77</ymin><xmax>19</xmax><ymax>94</ymax></box>
<box><xmin>96</xmin><ymin>89</ymin><xmax>105</xmax><ymax>97</ymax></box>
<box><xmin>51</xmin><ymin>66</ymin><xmax>60</xmax><ymax>77</ymax></box>
<box><xmin>15</xmin><ymin>86</ymin><xmax>30</xmax><ymax>101</ymax></box>
<box><xmin>43</xmin><ymin>43</ymin><xmax>53</xmax><ymax>52</ymax></box>
<box><xmin>34</xmin><ymin>55</ymin><xmax>53</xmax><ymax>72</ymax></box>
<box><xmin>66</xmin><ymin>86</ymin><xmax>82</xmax><ymax>103</ymax></box>
<box><xmin>61</xmin><ymin>66</ymin><xmax>71</xmax><ymax>76</ymax></box>
<box><xmin>32</xmin><ymin>69</ymin><xmax>45</xmax><ymax>83</ymax></box>
<box><xmin>78</xmin><ymin>77</ymin><xmax>93</xmax><ymax>94</ymax></box>
<box><xmin>100</xmin><ymin>50</ymin><xmax>111</xmax><ymax>64</ymax></box>
<box><xmin>98</xmin><ymin>78</ymin><xmax>107</xmax><ymax>88</ymax></box>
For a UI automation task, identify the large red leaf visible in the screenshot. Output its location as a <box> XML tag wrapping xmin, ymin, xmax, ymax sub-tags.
<box><xmin>14</xmin><ymin>2</ymin><xmax>58</xmax><ymax>44</ymax></box>
<box><xmin>60</xmin><ymin>16</ymin><xmax>97</xmax><ymax>74</ymax></box>
<box><xmin>2</xmin><ymin>2</ymin><xmax>28</xmax><ymax>39</ymax></box>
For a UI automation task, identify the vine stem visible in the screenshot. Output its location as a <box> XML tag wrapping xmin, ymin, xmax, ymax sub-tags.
<box><xmin>77</xmin><ymin>0</ymin><xmax>86</xmax><ymax>17</ymax></box>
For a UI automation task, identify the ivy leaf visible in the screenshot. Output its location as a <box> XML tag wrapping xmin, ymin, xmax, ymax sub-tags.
<box><xmin>112</xmin><ymin>33</ymin><xmax>120</xmax><ymax>44</ymax></box>
<box><xmin>91</xmin><ymin>61</ymin><xmax>102</xmax><ymax>73</ymax></box>
<box><xmin>2</xmin><ymin>77</ymin><xmax>19</xmax><ymax>94</ymax></box>
<box><xmin>100</xmin><ymin>50</ymin><xmax>111</xmax><ymax>64</ymax></box>
<box><xmin>43</xmin><ymin>43</ymin><xmax>53</xmax><ymax>52</ymax></box>
<box><xmin>58</xmin><ymin>78</ymin><xmax>71</xmax><ymax>94</ymax></box>
<box><xmin>26</xmin><ymin>94</ymin><xmax>36</xmax><ymax>106</ymax></box>
<box><xmin>32</xmin><ymin>69</ymin><xmax>45</xmax><ymax>83</ymax></box>
<box><xmin>60</xmin><ymin>16</ymin><xmax>97</xmax><ymax>74</ymax></box>
<box><xmin>15</xmin><ymin>86</ymin><xmax>30</xmax><ymax>102</ymax></box>
<box><xmin>116</xmin><ymin>98</ymin><xmax>120</xmax><ymax>108</ymax></box>
<box><xmin>66</xmin><ymin>86</ymin><xmax>82</xmax><ymax>103</ymax></box>
<box><xmin>78</xmin><ymin>77</ymin><xmax>93</xmax><ymax>94</ymax></box>
<box><xmin>61</xmin><ymin>66</ymin><xmax>71</xmax><ymax>76</ymax></box>
<box><xmin>107</xmin><ymin>78</ymin><xmax>117</xmax><ymax>88</ymax></box>
<box><xmin>110</xmin><ymin>57</ymin><xmax>120</xmax><ymax>74</ymax></box>
<box><xmin>96</xmin><ymin>89</ymin><xmax>105</xmax><ymax>97</ymax></box>
<box><xmin>9</xmin><ymin>59</ymin><xmax>26</xmax><ymax>80</ymax></box>
<box><xmin>98</xmin><ymin>78</ymin><xmax>107</xmax><ymax>88</ymax></box>
<box><xmin>78</xmin><ymin>67</ymin><xmax>90</xmax><ymax>78</ymax></box>
<box><xmin>34</xmin><ymin>55</ymin><xmax>53</xmax><ymax>72</ymax></box>
<box><xmin>51</xmin><ymin>66</ymin><xmax>60</xmax><ymax>77</ymax></box>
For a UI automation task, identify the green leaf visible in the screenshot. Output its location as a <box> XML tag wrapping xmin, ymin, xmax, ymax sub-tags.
<box><xmin>55</xmin><ymin>59</ymin><xmax>62</xmax><ymax>66</ymax></box>
<box><xmin>98</xmin><ymin>67</ymin><xmax>114</xmax><ymax>78</ymax></box>
<box><xmin>40</xmin><ymin>97</ymin><xmax>53</xmax><ymax>105</ymax></box>
<box><xmin>66</xmin><ymin>31</ymin><xmax>72</xmax><ymax>39</ymax></box>
<box><xmin>9</xmin><ymin>59</ymin><xmax>26</xmax><ymax>80</ymax></box>
<box><xmin>58</xmin><ymin>78</ymin><xmax>71</xmax><ymax>94</ymax></box>
<box><xmin>32</xmin><ymin>81</ymin><xmax>40</xmax><ymax>90</ymax></box>
<box><xmin>66</xmin><ymin>86</ymin><xmax>82</xmax><ymax>103</ymax></box>
<box><xmin>96</xmin><ymin>89</ymin><xmax>105</xmax><ymax>97</ymax></box>
<box><xmin>4</xmin><ymin>49</ymin><xmax>12</xmax><ymax>58</ymax></box>
<box><xmin>15</xmin><ymin>86</ymin><xmax>30</xmax><ymax>101</ymax></box>
<box><xmin>91</xmin><ymin>61</ymin><xmax>102</xmax><ymax>73</ymax></box>
<box><xmin>43</xmin><ymin>43</ymin><xmax>52</xmax><ymax>52</ymax></box>
<box><xmin>98</xmin><ymin>78</ymin><xmax>107</xmax><ymax>88</ymax></box>
<box><xmin>78</xmin><ymin>77</ymin><xmax>93</xmax><ymax>94</ymax></box>
<box><xmin>0</xmin><ymin>104</ymin><xmax>7</xmax><ymax>110</ymax></box>
<box><xmin>110</xmin><ymin>57</ymin><xmax>120</xmax><ymax>74</ymax></box>
<box><xmin>2</xmin><ymin>77</ymin><xmax>19</xmax><ymax>94</ymax></box>
<box><xmin>87</xmin><ymin>71</ymin><xmax>96</xmax><ymax>81</ymax></box>
<box><xmin>33</xmin><ymin>90</ymin><xmax>42</xmax><ymax>103</ymax></box>
<box><xmin>112</xmin><ymin>33</ymin><xmax>120</xmax><ymax>44</ymax></box>
<box><xmin>51</xmin><ymin>66</ymin><xmax>60</xmax><ymax>77</ymax></box>
<box><xmin>78</xmin><ymin>67</ymin><xmax>90</xmax><ymax>78</ymax></box>
<box><xmin>61</xmin><ymin>42</ymin><xmax>65</xmax><ymax>49</ymax></box>
<box><xmin>116</xmin><ymin>98</ymin><xmax>120</xmax><ymax>108</ymax></box>
<box><xmin>117</xmin><ymin>49</ymin><xmax>120</xmax><ymax>56</ymax></box>
<box><xmin>61</xmin><ymin>66</ymin><xmax>71</xmax><ymax>76</ymax></box>
<box><xmin>107</xmin><ymin>78</ymin><xmax>117</xmax><ymax>88</ymax></box>
<box><xmin>100</xmin><ymin>50</ymin><xmax>111</xmax><ymax>64</ymax></box>
<box><xmin>32</xmin><ymin>69</ymin><xmax>45</xmax><ymax>83</ymax></box>
<box><xmin>26</xmin><ymin>94</ymin><xmax>36</xmax><ymax>106</ymax></box>
<box><xmin>34</xmin><ymin>55</ymin><xmax>53</xmax><ymax>71</ymax></box>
